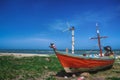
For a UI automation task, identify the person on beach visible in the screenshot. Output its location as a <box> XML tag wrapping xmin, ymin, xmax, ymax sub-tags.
<box><xmin>104</xmin><ymin>46</ymin><xmax>114</xmax><ymax>57</ymax></box>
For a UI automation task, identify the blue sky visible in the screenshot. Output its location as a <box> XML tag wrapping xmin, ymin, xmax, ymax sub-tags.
<box><xmin>0</xmin><ymin>0</ymin><xmax>120</xmax><ymax>49</ymax></box>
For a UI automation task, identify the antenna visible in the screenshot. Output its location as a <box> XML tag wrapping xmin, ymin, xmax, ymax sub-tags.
<box><xmin>62</xmin><ymin>22</ymin><xmax>70</xmax><ymax>32</ymax></box>
<box><xmin>63</xmin><ymin>22</ymin><xmax>75</xmax><ymax>54</ymax></box>
<box><xmin>66</xmin><ymin>22</ymin><xmax>70</xmax><ymax>28</ymax></box>
<box><xmin>69</xmin><ymin>26</ymin><xmax>75</xmax><ymax>54</ymax></box>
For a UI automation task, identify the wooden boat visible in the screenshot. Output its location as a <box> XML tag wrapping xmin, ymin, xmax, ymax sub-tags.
<box><xmin>50</xmin><ymin>24</ymin><xmax>115</xmax><ymax>73</ymax></box>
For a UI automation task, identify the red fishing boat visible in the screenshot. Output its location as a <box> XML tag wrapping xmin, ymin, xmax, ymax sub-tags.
<box><xmin>50</xmin><ymin>24</ymin><xmax>115</xmax><ymax>73</ymax></box>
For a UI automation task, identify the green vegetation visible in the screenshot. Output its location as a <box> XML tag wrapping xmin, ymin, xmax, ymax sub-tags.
<box><xmin>106</xmin><ymin>77</ymin><xmax>120</xmax><ymax>80</ymax></box>
<box><xmin>0</xmin><ymin>55</ymin><xmax>120</xmax><ymax>80</ymax></box>
<box><xmin>0</xmin><ymin>55</ymin><xmax>62</xmax><ymax>80</ymax></box>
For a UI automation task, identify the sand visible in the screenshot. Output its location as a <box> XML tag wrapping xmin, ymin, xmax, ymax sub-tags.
<box><xmin>0</xmin><ymin>53</ymin><xmax>50</xmax><ymax>57</ymax></box>
<box><xmin>0</xmin><ymin>53</ymin><xmax>120</xmax><ymax>59</ymax></box>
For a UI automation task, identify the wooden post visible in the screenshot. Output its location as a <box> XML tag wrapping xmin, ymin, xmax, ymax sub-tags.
<box><xmin>66</xmin><ymin>48</ymin><xmax>68</xmax><ymax>54</ymax></box>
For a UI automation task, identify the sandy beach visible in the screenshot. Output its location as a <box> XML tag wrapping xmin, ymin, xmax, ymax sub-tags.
<box><xmin>0</xmin><ymin>53</ymin><xmax>120</xmax><ymax>59</ymax></box>
<box><xmin>0</xmin><ymin>53</ymin><xmax>50</xmax><ymax>57</ymax></box>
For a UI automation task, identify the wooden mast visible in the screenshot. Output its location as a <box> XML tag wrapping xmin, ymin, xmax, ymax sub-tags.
<box><xmin>96</xmin><ymin>24</ymin><xmax>102</xmax><ymax>57</ymax></box>
<box><xmin>91</xmin><ymin>23</ymin><xmax>107</xmax><ymax>57</ymax></box>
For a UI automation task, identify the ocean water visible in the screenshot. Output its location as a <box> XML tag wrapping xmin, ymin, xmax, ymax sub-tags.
<box><xmin>0</xmin><ymin>49</ymin><xmax>120</xmax><ymax>55</ymax></box>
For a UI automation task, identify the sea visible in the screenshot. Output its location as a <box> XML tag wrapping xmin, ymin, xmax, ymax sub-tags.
<box><xmin>0</xmin><ymin>49</ymin><xmax>120</xmax><ymax>55</ymax></box>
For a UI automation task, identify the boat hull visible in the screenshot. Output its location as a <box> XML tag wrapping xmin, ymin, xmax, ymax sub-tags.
<box><xmin>55</xmin><ymin>51</ymin><xmax>115</xmax><ymax>73</ymax></box>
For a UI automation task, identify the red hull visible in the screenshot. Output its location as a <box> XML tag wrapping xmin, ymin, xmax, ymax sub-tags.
<box><xmin>55</xmin><ymin>51</ymin><xmax>115</xmax><ymax>73</ymax></box>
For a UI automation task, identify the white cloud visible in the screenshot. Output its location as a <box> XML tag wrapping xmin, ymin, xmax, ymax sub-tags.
<box><xmin>49</xmin><ymin>20</ymin><xmax>66</xmax><ymax>31</ymax></box>
<box><xmin>48</xmin><ymin>19</ymin><xmax>74</xmax><ymax>32</ymax></box>
<box><xmin>11</xmin><ymin>37</ymin><xmax>52</xmax><ymax>43</ymax></box>
<box><xmin>0</xmin><ymin>37</ymin><xmax>53</xmax><ymax>48</ymax></box>
<box><xmin>1</xmin><ymin>38</ymin><xmax>52</xmax><ymax>46</ymax></box>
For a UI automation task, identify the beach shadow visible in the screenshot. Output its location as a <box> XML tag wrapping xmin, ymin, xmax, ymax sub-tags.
<box><xmin>56</xmin><ymin>65</ymin><xmax>113</xmax><ymax>77</ymax></box>
<box><xmin>56</xmin><ymin>70</ymin><xmax>82</xmax><ymax>77</ymax></box>
<box><xmin>88</xmin><ymin>65</ymin><xmax>113</xmax><ymax>74</ymax></box>
<box><xmin>56</xmin><ymin>70</ymin><xmax>71</xmax><ymax>77</ymax></box>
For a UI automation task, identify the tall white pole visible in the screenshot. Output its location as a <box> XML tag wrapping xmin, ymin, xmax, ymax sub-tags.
<box><xmin>71</xmin><ymin>27</ymin><xmax>75</xmax><ymax>54</ymax></box>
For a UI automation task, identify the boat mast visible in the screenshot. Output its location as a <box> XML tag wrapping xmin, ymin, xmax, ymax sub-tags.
<box><xmin>70</xmin><ymin>26</ymin><xmax>75</xmax><ymax>54</ymax></box>
<box><xmin>96</xmin><ymin>23</ymin><xmax>102</xmax><ymax>57</ymax></box>
<box><xmin>91</xmin><ymin>23</ymin><xmax>107</xmax><ymax>57</ymax></box>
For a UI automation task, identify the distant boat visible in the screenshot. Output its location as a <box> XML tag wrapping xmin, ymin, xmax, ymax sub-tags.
<box><xmin>50</xmin><ymin>24</ymin><xmax>115</xmax><ymax>73</ymax></box>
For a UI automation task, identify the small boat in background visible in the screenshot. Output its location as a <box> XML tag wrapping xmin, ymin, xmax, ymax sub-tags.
<box><xmin>50</xmin><ymin>24</ymin><xmax>115</xmax><ymax>73</ymax></box>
